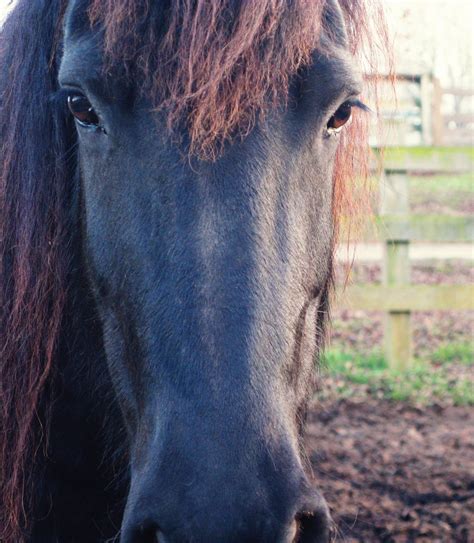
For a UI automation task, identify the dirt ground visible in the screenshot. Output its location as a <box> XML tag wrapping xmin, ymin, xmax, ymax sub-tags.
<box><xmin>306</xmin><ymin>398</ymin><xmax>474</xmax><ymax>543</ymax></box>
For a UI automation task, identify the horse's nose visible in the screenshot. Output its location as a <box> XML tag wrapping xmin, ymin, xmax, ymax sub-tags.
<box><xmin>120</xmin><ymin>489</ymin><xmax>331</xmax><ymax>543</ymax></box>
<box><xmin>293</xmin><ymin>492</ymin><xmax>333</xmax><ymax>542</ymax></box>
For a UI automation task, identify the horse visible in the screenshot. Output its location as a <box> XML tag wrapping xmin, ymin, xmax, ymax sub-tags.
<box><xmin>0</xmin><ymin>1</ymin><xmax>386</xmax><ymax>541</ymax></box>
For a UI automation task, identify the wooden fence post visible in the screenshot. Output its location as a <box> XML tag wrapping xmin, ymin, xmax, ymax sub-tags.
<box><xmin>420</xmin><ymin>74</ymin><xmax>433</xmax><ymax>146</ymax></box>
<box><xmin>380</xmin><ymin>171</ymin><xmax>412</xmax><ymax>370</ymax></box>
<box><xmin>432</xmin><ymin>77</ymin><xmax>444</xmax><ymax>146</ymax></box>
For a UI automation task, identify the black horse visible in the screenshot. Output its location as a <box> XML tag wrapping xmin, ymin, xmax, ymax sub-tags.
<box><xmin>0</xmin><ymin>1</ymin><xmax>382</xmax><ymax>542</ymax></box>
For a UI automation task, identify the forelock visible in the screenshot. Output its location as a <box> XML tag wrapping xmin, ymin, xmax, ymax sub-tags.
<box><xmin>83</xmin><ymin>0</ymin><xmax>356</xmax><ymax>159</ymax></box>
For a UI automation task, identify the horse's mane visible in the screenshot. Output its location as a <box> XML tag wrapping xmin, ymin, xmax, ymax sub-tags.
<box><xmin>88</xmin><ymin>0</ymin><xmax>382</xmax><ymax>160</ymax></box>
<box><xmin>0</xmin><ymin>1</ymin><xmax>388</xmax><ymax>540</ymax></box>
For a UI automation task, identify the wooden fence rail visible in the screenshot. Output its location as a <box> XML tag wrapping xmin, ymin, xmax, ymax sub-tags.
<box><xmin>336</xmin><ymin>147</ymin><xmax>474</xmax><ymax>370</ymax></box>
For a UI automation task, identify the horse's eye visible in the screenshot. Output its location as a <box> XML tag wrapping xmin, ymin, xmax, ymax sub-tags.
<box><xmin>327</xmin><ymin>101</ymin><xmax>352</xmax><ymax>134</ymax></box>
<box><xmin>67</xmin><ymin>93</ymin><xmax>100</xmax><ymax>127</ymax></box>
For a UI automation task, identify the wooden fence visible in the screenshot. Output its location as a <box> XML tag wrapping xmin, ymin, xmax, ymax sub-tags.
<box><xmin>337</xmin><ymin>147</ymin><xmax>474</xmax><ymax>369</ymax></box>
<box><xmin>432</xmin><ymin>80</ymin><xmax>474</xmax><ymax>147</ymax></box>
<box><xmin>369</xmin><ymin>74</ymin><xmax>474</xmax><ymax>147</ymax></box>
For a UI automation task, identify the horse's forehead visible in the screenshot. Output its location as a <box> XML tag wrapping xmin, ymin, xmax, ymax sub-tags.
<box><xmin>63</xmin><ymin>0</ymin><xmax>95</xmax><ymax>42</ymax></box>
<box><xmin>59</xmin><ymin>1</ymin><xmax>104</xmax><ymax>85</ymax></box>
<box><xmin>324</xmin><ymin>0</ymin><xmax>350</xmax><ymax>48</ymax></box>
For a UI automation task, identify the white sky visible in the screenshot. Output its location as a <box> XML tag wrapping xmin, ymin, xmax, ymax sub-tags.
<box><xmin>384</xmin><ymin>0</ymin><xmax>473</xmax><ymax>86</ymax></box>
<box><xmin>0</xmin><ymin>0</ymin><xmax>472</xmax><ymax>86</ymax></box>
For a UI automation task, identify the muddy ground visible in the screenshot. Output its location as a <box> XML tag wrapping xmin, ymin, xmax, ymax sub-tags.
<box><xmin>306</xmin><ymin>398</ymin><xmax>474</xmax><ymax>542</ymax></box>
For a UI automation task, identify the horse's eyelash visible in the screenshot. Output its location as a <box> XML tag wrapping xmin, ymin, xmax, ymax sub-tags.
<box><xmin>350</xmin><ymin>99</ymin><xmax>371</xmax><ymax>113</ymax></box>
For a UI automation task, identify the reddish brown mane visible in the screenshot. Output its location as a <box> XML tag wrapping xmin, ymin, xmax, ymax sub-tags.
<box><xmin>89</xmin><ymin>0</ymin><xmax>328</xmax><ymax>159</ymax></box>
<box><xmin>89</xmin><ymin>0</ymin><xmax>386</xmax><ymax>161</ymax></box>
<box><xmin>0</xmin><ymin>1</ymin><xmax>389</xmax><ymax>541</ymax></box>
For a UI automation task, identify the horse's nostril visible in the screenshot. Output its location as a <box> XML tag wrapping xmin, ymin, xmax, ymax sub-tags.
<box><xmin>294</xmin><ymin>506</ymin><xmax>332</xmax><ymax>543</ymax></box>
<box><xmin>286</xmin><ymin>519</ymin><xmax>298</xmax><ymax>542</ymax></box>
<box><xmin>155</xmin><ymin>530</ymin><xmax>169</xmax><ymax>543</ymax></box>
<box><xmin>125</xmin><ymin>523</ymin><xmax>161</xmax><ymax>543</ymax></box>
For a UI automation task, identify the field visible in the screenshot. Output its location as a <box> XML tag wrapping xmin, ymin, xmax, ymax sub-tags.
<box><xmin>307</xmin><ymin>171</ymin><xmax>473</xmax><ymax>541</ymax></box>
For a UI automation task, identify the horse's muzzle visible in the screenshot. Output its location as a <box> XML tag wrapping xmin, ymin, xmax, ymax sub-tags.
<box><xmin>120</xmin><ymin>487</ymin><xmax>332</xmax><ymax>543</ymax></box>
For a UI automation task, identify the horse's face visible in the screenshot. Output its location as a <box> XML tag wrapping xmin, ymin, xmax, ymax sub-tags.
<box><xmin>59</xmin><ymin>3</ymin><xmax>360</xmax><ymax>542</ymax></box>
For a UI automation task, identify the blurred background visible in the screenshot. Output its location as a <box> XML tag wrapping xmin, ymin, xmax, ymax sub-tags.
<box><xmin>0</xmin><ymin>1</ymin><xmax>472</xmax><ymax>540</ymax></box>
<box><xmin>328</xmin><ymin>0</ymin><xmax>473</xmax><ymax>405</ymax></box>
<box><xmin>321</xmin><ymin>4</ymin><xmax>473</xmax><ymax>539</ymax></box>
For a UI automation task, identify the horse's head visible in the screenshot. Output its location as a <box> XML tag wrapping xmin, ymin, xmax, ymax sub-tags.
<box><xmin>1</xmin><ymin>1</ymin><xmax>383</xmax><ymax>542</ymax></box>
<box><xmin>58</xmin><ymin>1</ymin><xmax>365</xmax><ymax>542</ymax></box>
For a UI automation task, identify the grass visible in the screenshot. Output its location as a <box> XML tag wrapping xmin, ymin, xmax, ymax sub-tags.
<box><xmin>320</xmin><ymin>345</ymin><xmax>474</xmax><ymax>406</ymax></box>
<box><xmin>432</xmin><ymin>342</ymin><xmax>474</xmax><ymax>366</ymax></box>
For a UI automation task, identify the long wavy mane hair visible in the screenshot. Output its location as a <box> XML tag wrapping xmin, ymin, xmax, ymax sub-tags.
<box><xmin>0</xmin><ymin>0</ymin><xmax>389</xmax><ymax>540</ymax></box>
